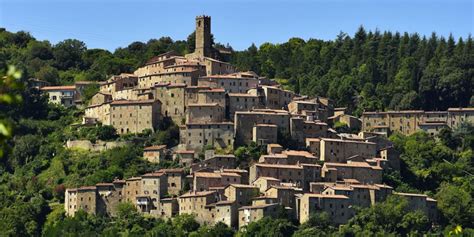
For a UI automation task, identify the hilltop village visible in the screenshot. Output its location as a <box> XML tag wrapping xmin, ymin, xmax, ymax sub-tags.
<box><xmin>36</xmin><ymin>16</ymin><xmax>474</xmax><ymax>229</ymax></box>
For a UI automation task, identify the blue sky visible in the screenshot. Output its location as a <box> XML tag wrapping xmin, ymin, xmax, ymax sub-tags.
<box><xmin>1</xmin><ymin>0</ymin><xmax>472</xmax><ymax>52</ymax></box>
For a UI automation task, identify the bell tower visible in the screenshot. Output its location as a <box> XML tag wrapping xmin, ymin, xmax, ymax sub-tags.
<box><xmin>195</xmin><ymin>15</ymin><xmax>211</xmax><ymax>58</ymax></box>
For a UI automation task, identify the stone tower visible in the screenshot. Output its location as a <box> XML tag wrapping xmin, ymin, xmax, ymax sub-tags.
<box><xmin>195</xmin><ymin>15</ymin><xmax>211</xmax><ymax>58</ymax></box>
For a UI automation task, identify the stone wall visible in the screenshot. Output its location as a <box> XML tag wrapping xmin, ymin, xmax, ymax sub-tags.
<box><xmin>66</xmin><ymin>140</ymin><xmax>129</xmax><ymax>152</ymax></box>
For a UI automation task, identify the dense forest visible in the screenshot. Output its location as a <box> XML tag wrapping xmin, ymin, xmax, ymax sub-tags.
<box><xmin>232</xmin><ymin>29</ymin><xmax>473</xmax><ymax>114</ymax></box>
<box><xmin>1</xmin><ymin>27</ymin><xmax>473</xmax><ymax>114</ymax></box>
<box><xmin>0</xmin><ymin>27</ymin><xmax>473</xmax><ymax>236</ymax></box>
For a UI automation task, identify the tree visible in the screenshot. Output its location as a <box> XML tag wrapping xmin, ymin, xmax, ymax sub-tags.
<box><xmin>190</xmin><ymin>222</ymin><xmax>235</xmax><ymax>237</ymax></box>
<box><xmin>436</xmin><ymin>183</ymin><xmax>473</xmax><ymax>228</ymax></box>
<box><xmin>173</xmin><ymin>214</ymin><xmax>200</xmax><ymax>235</ymax></box>
<box><xmin>341</xmin><ymin>195</ymin><xmax>431</xmax><ymax>235</ymax></box>
<box><xmin>238</xmin><ymin>217</ymin><xmax>297</xmax><ymax>237</ymax></box>
<box><xmin>34</xmin><ymin>65</ymin><xmax>59</xmax><ymax>84</ymax></box>
<box><xmin>96</xmin><ymin>125</ymin><xmax>118</xmax><ymax>141</ymax></box>
<box><xmin>294</xmin><ymin>212</ymin><xmax>336</xmax><ymax>236</ymax></box>
<box><xmin>0</xmin><ymin>66</ymin><xmax>23</xmax><ymax>161</ymax></box>
<box><xmin>53</xmin><ymin>39</ymin><xmax>87</xmax><ymax>70</ymax></box>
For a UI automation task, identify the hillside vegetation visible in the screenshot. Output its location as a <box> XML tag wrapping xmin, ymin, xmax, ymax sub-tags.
<box><xmin>0</xmin><ymin>28</ymin><xmax>473</xmax><ymax>236</ymax></box>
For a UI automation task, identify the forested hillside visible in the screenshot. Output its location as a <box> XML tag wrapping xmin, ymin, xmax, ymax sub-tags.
<box><xmin>0</xmin><ymin>27</ymin><xmax>473</xmax><ymax>236</ymax></box>
<box><xmin>2</xmin><ymin>27</ymin><xmax>473</xmax><ymax>114</ymax></box>
<box><xmin>232</xmin><ymin>28</ymin><xmax>473</xmax><ymax>114</ymax></box>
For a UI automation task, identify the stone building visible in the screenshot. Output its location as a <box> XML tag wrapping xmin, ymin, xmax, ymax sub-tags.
<box><xmin>361</xmin><ymin>108</ymin><xmax>474</xmax><ymax>136</ymax></box>
<box><xmin>252</xmin><ymin>124</ymin><xmax>278</xmax><ymax>145</ymax></box>
<box><xmin>264</xmin><ymin>186</ymin><xmax>299</xmax><ymax>214</ymax></box>
<box><xmin>109</xmin><ymin>99</ymin><xmax>161</xmax><ymax>134</ymax></box>
<box><xmin>143</xmin><ymin>145</ymin><xmax>167</xmax><ymax>163</ymax></box>
<box><xmin>234</xmin><ymin>109</ymin><xmax>291</xmax><ymax>145</ymax></box>
<box><xmin>90</xmin><ymin>92</ymin><xmax>112</xmax><ymax>106</ymax></box>
<box><xmin>322</xmin><ymin>161</ymin><xmax>383</xmax><ymax>184</ymax></box>
<box><xmin>65</xmin><ymin>167</ymin><xmax>186</xmax><ymax>218</ymax></box>
<box><xmin>267</xmin><ymin>143</ymin><xmax>283</xmax><ymax>154</ymax></box>
<box><xmin>178</xmin><ymin>190</ymin><xmax>219</xmax><ymax>224</ymax></box>
<box><xmin>186</xmin><ymin>103</ymin><xmax>225</xmax><ymax>123</ymax></box>
<box><xmin>224</xmin><ymin>184</ymin><xmax>260</xmax><ymax>207</ymax></box>
<box><xmin>150</xmin><ymin>198</ymin><xmax>179</xmax><ymax>220</ymax></box>
<box><xmin>290</xmin><ymin>117</ymin><xmax>328</xmax><ymax>145</ymax></box>
<box><xmin>258</xmin><ymin>150</ymin><xmax>319</xmax><ymax>165</ymax></box>
<box><xmin>316</xmin><ymin>182</ymin><xmax>393</xmax><ymax>208</ymax></box>
<box><xmin>195</xmin><ymin>15</ymin><xmax>212</xmax><ymax>58</ymax></box>
<box><xmin>198</xmin><ymin>73</ymin><xmax>258</xmax><ymax>93</ymax></box>
<box><xmin>65</xmin><ymin>186</ymin><xmax>97</xmax><ymax>216</ymax></box>
<box><xmin>197</xmin><ymin>88</ymin><xmax>226</xmax><ymax>107</ymax></box>
<box><xmin>159</xmin><ymin>168</ymin><xmax>186</xmax><ymax>196</ymax></box>
<box><xmin>96</xmin><ymin>182</ymin><xmax>125</xmax><ymax>217</ymax></box>
<box><xmin>152</xmin><ymin>83</ymin><xmax>187</xmax><ymax>124</ymax></box>
<box><xmin>379</xmin><ymin>146</ymin><xmax>401</xmax><ymax>170</ymax></box>
<box><xmin>100</xmin><ymin>73</ymin><xmax>138</xmax><ymax>94</ymax></box>
<box><xmin>193</xmin><ymin>171</ymin><xmax>241</xmax><ymax>191</ymax></box>
<box><xmin>173</xmin><ymin>150</ymin><xmax>195</xmax><ymax>167</ymax></box>
<box><xmin>84</xmin><ymin>101</ymin><xmax>111</xmax><ymax>125</ymax></box>
<box><xmin>288</xmin><ymin>100</ymin><xmax>318</xmax><ymax>114</ymax></box>
<box><xmin>135</xmin><ymin>52</ymin><xmax>205</xmax><ymax>88</ymax></box>
<box><xmin>222</xmin><ymin>169</ymin><xmax>249</xmax><ymax>184</ymax></box>
<box><xmin>418</xmin><ymin>122</ymin><xmax>449</xmax><ymax>136</ymax></box>
<box><xmin>249</xmin><ymin>163</ymin><xmax>321</xmax><ymax>191</ymax></box>
<box><xmin>28</xmin><ymin>78</ymin><xmax>50</xmax><ymax>89</ymax></box>
<box><xmin>190</xmin><ymin>154</ymin><xmax>237</xmax><ymax>173</ymax></box>
<box><xmin>85</xmin><ymin>99</ymin><xmax>161</xmax><ymax>134</ymax></box>
<box><xmin>183</xmin><ymin>15</ymin><xmax>235</xmax><ymax>75</ymax></box>
<box><xmin>260</xmin><ymin>86</ymin><xmax>295</xmax><ymax>110</ymax></box>
<box><xmin>228</xmin><ymin>92</ymin><xmax>264</xmax><ymax>119</ymax></box>
<box><xmin>40</xmin><ymin>85</ymin><xmax>78</xmax><ymax>107</ymax></box>
<box><xmin>329</xmin><ymin>114</ymin><xmax>362</xmax><ymax>131</ymax></box>
<box><xmin>447</xmin><ymin>108</ymin><xmax>474</xmax><ymax>128</ymax></box>
<box><xmin>319</xmin><ymin>138</ymin><xmax>377</xmax><ymax>163</ymax></box>
<box><xmin>179</xmin><ymin>122</ymin><xmax>234</xmax><ymax>152</ymax></box>
<box><xmin>394</xmin><ymin>192</ymin><xmax>438</xmax><ymax>221</ymax></box>
<box><xmin>298</xmin><ymin>194</ymin><xmax>353</xmax><ymax>224</ymax></box>
<box><xmin>138</xmin><ymin>172</ymin><xmax>167</xmax><ymax>213</ymax></box>
<box><xmin>205</xmin><ymin>201</ymin><xmax>238</xmax><ymax>228</ymax></box>
<box><xmin>124</xmin><ymin>177</ymin><xmax>142</xmax><ymax>204</ymax></box>
<box><xmin>238</xmin><ymin>203</ymin><xmax>282</xmax><ymax>228</ymax></box>
<box><xmin>306</xmin><ymin>138</ymin><xmax>321</xmax><ymax>157</ymax></box>
<box><xmin>252</xmin><ymin>177</ymin><xmax>281</xmax><ymax>193</ymax></box>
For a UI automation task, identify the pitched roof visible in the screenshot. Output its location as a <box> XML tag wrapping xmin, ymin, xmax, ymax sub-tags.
<box><xmin>200</xmin><ymin>88</ymin><xmax>226</xmax><ymax>93</ymax></box>
<box><xmin>303</xmin><ymin>193</ymin><xmax>349</xmax><ymax>199</ymax></box>
<box><xmin>228</xmin><ymin>93</ymin><xmax>259</xmax><ymax>97</ymax></box>
<box><xmin>254</xmin><ymin>176</ymin><xmax>280</xmax><ymax>182</ymax></box>
<box><xmin>187</xmin><ymin>103</ymin><xmax>220</xmax><ymax>107</ymax></box>
<box><xmin>227</xmin><ymin>184</ymin><xmax>258</xmax><ymax>189</ymax></box>
<box><xmin>267</xmin><ymin>144</ymin><xmax>283</xmax><ymax>148</ymax></box>
<box><xmin>254</xmin><ymin>163</ymin><xmax>304</xmax><ymax>169</ymax></box>
<box><xmin>144</xmin><ymin>145</ymin><xmax>167</xmax><ymax>151</ymax></box>
<box><xmin>195</xmin><ymin>172</ymin><xmax>222</xmax><ymax>178</ymax></box>
<box><xmin>40</xmin><ymin>85</ymin><xmax>76</xmax><ymax>91</ymax></box>
<box><xmin>77</xmin><ymin>186</ymin><xmax>97</xmax><ymax>191</ymax></box>
<box><xmin>142</xmin><ymin>172</ymin><xmax>164</xmax><ymax>178</ymax></box>
<box><xmin>222</xmin><ymin>169</ymin><xmax>248</xmax><ymax>174</ymax></box>
<box><xmin>110</xmin><ymin>99</ymin><xmax>158</xmax><ymax>105</ymax></box>
<box><xmin>283</xmin><ymin>150</ymin><xmax>317</xmax><ymax>158</ymax></box>
<box><xmin>159</xmin><ymin>168</ymin><xmax>184</xmax><ymax>173</ymax></box>
<box><xmin>179</xmin><ymin>190</ymin><xmax>216</xmax><ymax>198</ymax></box>
<box><xmin>238</xmin><ymin>203</ymin><xmax>279</xmax><ymax>210</ymax></box>
<box><xmin>324</xmin><ymin>162</ymin><xmax>382</xmax><ymax>170</ymax></box>
<box><xmin>447</xmin><ymin>107</ymin><xmax>474</xmax><ymax>112</ymax></box>
<box><xmin>96</xmin><ymin>183</ymin><xmax>114</xmax><ymax>186</ymax></box>
<box><xmin>175</xmin><ymin>150</ymin><xmax>195</xmax><ymax>154</ymax></box>
<box><xmin>321</xmin><ymin>138</ymin><xmax>376</xmax><ymax>145</ymax></box>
